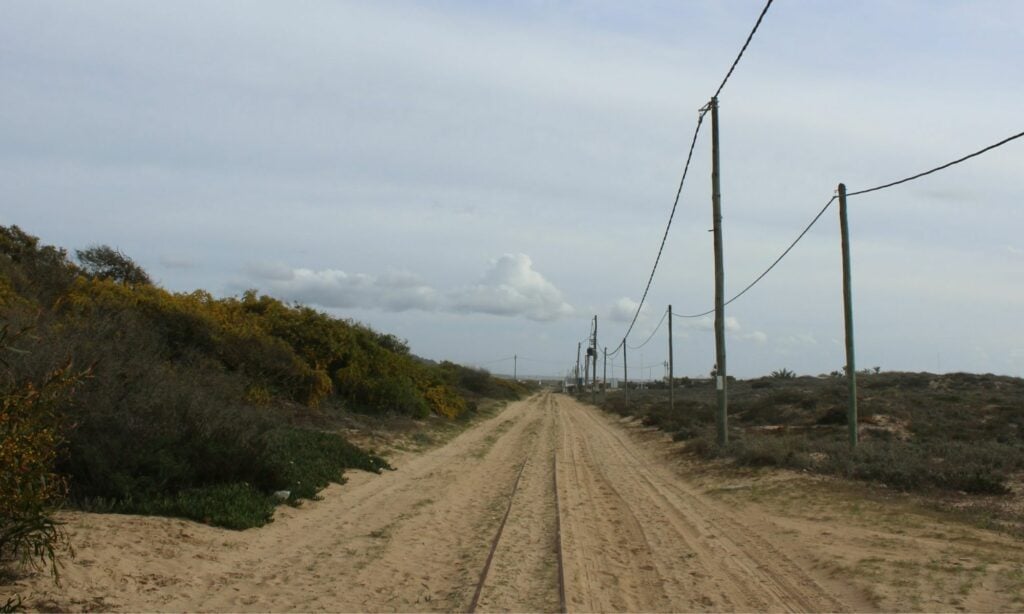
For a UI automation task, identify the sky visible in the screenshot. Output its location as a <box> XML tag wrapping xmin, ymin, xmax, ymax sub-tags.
<box><xmin>2</xmin><ymin>1</ymin><xmax>1023</xmax><ymax>380</ymax></box>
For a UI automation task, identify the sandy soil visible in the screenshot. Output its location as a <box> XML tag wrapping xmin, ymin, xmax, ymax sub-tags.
<box><xmin>6</xmin><ymin>391</ymin><xmax>1024</xmax><ymax>612</ymax></box>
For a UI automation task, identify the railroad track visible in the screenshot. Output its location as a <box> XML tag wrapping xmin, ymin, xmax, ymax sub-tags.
<box><xmin>468</xmin><ymin>397</ymin><xmax>567</xmax><ymax>613</ymax></box>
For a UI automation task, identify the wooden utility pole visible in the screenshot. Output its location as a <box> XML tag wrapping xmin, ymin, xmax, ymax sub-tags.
<box><xmin>576</xmin><ymin>342</ymin><xmax>582</xmax><ymax>396</ymax></box>
<box><xmin>591</xmin><ymin>316</ymin><xmax>598</xmax><ymax>404</ymax></box>
<box><xmin>710</xmin><ymin>97</ymin><xmax>728</xmax><ymax>446</ymax></box>
<box><xmin>623</xmin><ymin>339</ymin><xmax>629</xmax><ymax>408</ymax></box>
<box><xmin>513</xmin><ymin>354</ymin><xmax>517</xmax><ymax>381</ymax></box>
<box><xmin>838</xmin><ymin>183</ymin><xmax>858</xmax><ymax>447</ymax></box>
<box><xmin>668</xmin><ymin>304</ymin><xmax>674</xmax><ymax>413</ymax></box>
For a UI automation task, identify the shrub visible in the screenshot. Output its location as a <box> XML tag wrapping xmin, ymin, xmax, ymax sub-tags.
<box><xmin>1</xmin><ymin>324</ymin><xmax>86</xmax><ymax>584</ymax></box>
<box><xmin>770</xmin><ymin>368</ymin><xmax>796</xmax><ymax>379</ymax></box>
<box><xmin>75</xmin><ymin>245</ymin><xmax>151</xmax><ymax>286</ymax></box>
<box><xmin>117</xmin><ymin>483</ymin><xmax>275</xmax><ymax>531</ymax></box>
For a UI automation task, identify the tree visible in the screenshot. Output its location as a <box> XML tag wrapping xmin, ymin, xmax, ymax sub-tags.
<box><xmin>75</xmin><ymin>245</ymin><xmax>151</xmax><ymax>286</ymax></box>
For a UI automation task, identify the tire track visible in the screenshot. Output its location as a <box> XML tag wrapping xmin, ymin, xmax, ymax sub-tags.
<box><xmin>471</xmin><ymin>391</ymin><xmax>564</xmax><ymax>613</ymax></box>
<box><xmin>555</xmin><ymin>393</ymin><xmax>849</xmax><ymax>612</ymax></box>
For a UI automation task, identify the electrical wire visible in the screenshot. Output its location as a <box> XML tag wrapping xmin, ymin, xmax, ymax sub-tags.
<box><xmin>847</xmin><ymin>130</ymin><xmax>1024</xmax><ymax>196</ymax></box>
<box><xmin>674</xmin><ymin>195</ymin><xmax>837</xmax><ymax>318</ymax></box>
<box><xmin>606</xmin><ymin>1</ymin><xmax>775</xmax><ymax>354</ymax></box>
<box><xmin>613</xmin><ymin>111</ymin><xmax>707</xmax><ymax>352</ymax></box>
<box><xmin>713</xmin><ymin>0</ymin><xmax>775</xmax><ymax>100</ymax></box>
<box><xmin>478</xmin><ymin>356</ymin><xmax>515</xmax><ymax>365</ymax></box>
<box><xmin>627</xmin><ymin>307</ymin><xmax>670</xmax><ymax>350</ymax></box>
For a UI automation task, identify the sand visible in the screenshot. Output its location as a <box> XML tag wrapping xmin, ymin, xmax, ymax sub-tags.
<box><xmin>6</xmin><ymin>391</ymin><xmax>1024</xmax><ymax>612</ymax></box>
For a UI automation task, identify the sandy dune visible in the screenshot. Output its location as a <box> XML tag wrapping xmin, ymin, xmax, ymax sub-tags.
<box><xmin>7</xmin><ymin>391</ymin><xmax>1024</xmax><ymax>612</ymax></box>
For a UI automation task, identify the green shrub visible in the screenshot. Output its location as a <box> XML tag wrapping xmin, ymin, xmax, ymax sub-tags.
<box><xmin>259</xmin><ymin>428</ymin><xmax>392</xmax><ymax>501</ymax></box>
<box><xmin>119</xmin><ymin>483</ymin><xmax>275</xmax><ymax>530</ymax></box>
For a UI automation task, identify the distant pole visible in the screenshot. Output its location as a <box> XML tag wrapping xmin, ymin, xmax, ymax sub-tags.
<box><xmin>838</xmin><ymin>183</ymin><xmax>858</xmax><ymax>447</ymax></box>
<box><xmin>513</xmin><ymin>354</ymin><xmax>517</xmax><ymax>381</ymax></box>
<box><xmin>623</xmin><ymin>339</ymin><xmax>629</xmax><ymax>408</ymax></box>
<box><xmin>711</xmin><ymin>96</ymin><xmax>728</xmax><ymax>446</ymax></box>
<box><xmin>576</xmin><ymin>342</ymin><xmax>582</xmax><ymax>395</ymax></box>
<box><xmin>591</xmin><ymin>316</ymin><xmax>598</xmax><ymax>405</ymax></box>
<box><xmin>585</xmin><ymin>352</ymin><xmax>591</xmax><ymax>399</ymax></box>
<box><xmin>668</xmin><ymin>304</ymin><xmax>674</xmax><ymax>413</ymax></box>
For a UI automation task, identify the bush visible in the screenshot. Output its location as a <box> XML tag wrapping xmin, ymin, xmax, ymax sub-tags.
<box><xmin>75</xmin><ymin>245</ymin><xmax>151</xmax><ymax>286</ymax></box>
<box><xmin>1</xmin><ymin>324</ymin><xmax>86</xmax><ymax>585</ymax></box>
<box><xmin>118</xmin><ymin>483</ymin><xmax>275</xmax><ymax>531</ymax></box>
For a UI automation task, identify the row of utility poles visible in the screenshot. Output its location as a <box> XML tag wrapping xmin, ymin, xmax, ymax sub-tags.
<box><xmin>569</xmin><ymin>96</ymin><xmax>860</xmax><ymax>448</ymax></box>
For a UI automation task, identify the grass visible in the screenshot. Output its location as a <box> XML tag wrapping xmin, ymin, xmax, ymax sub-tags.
<box><xmin>593</xmin><ymin>371</ymin><xmax>1024</xmax><ymax>496</ymax></box>
<box><xmin>76</xmin><ymin>427</ymin><xmax>393</xmax><ymax>529</ymax></box>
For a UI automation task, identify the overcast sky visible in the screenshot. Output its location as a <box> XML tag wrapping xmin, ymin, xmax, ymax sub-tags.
<box><xmin>2</xmin><ymin>1</ymin><xmax>1022</xmax><ymax>379</ymax></box>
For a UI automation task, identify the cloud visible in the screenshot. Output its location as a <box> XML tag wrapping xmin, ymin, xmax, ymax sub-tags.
<box><xmin>780</xmin><ymin>333</ymin><xmax>818</xmax><ymax>347</ymax></box>
<box><xmin>678</xmin><ymin>315</ymin><xmax>741</xmax><ymax>332</ymax></box>
<box><xmin>244</xmin><ymin>253</ymin><xmax>574</xmax><ymax>321</ymax></box>
<box><xmin>608</xmin><ymin>297</ymin><xmax>644</xmax><ymax>323</ymax></box>
<box><xmin>450</xmin><ymin>254</ymin><xmax>575</xmax><ymax>321</ymax></box>
<box><xmin>251</xmin><ymin>266</ymin><xmax>438</xmax><ymax>312</ymax></box>
<box><xmin>741</xmin><ymin>331</ymin><xmax>768</xmax><ymax>344</ymax></box>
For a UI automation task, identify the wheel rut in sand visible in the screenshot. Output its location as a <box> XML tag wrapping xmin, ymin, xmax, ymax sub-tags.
<box><xmin>18</xmin><ymin>391</ymin><xmax>855</xmax><ymax>613</ymax></box>
<box><xmin>553</xmin><ymin>393</ymin><xmax>848</xmax><ymax>613</ymax></box>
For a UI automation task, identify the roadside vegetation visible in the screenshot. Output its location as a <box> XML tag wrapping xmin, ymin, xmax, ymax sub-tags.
<box><xmin>0</xmin><ymin>225</ymin><xmax>529</xmax><ymax>598</ymax></box>
<box><xmin>593</xmin><ymin>371</ymin><xmax>1024</xmax><ymax>496</ymax></box>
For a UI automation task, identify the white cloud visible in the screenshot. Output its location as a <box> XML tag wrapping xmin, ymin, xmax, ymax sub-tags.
<box><xmin>781</xmin><ymin>333</ymin><xmax>818</xmax><ymax>348</ymax></box>
<box><xmin>741</xmin><ymin>331</ymin><xmax>768</xmax><ymax>344</ymax></box>
<box><xmin>244</xmin><ymin>253</ymin><xmax>573</xmax><ymax>321</ymax></box>
<box><xmin>677</xmin><ymin>315</ymin><xmax>741</xmax><ymax>332</ymax></box>
<box><xmin>450</xmin><ymin>254</ymin><xmax>574</xmax><ymax>321</ymax></box>
<box><xmin>608</xmin><ymin>297</ymin><xmax>643</xmax><ymax>323</ymax></box>
<box><xmin>251</xmin><ymin>266</ymin><xmax>438</xmax><ymax>312</ymax></box>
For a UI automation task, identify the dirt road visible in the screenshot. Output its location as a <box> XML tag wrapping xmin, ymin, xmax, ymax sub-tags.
<box><xmin>11</xmin><ymin>392</ymin><xmax>1024</xmax><ymax>611</ymax></box>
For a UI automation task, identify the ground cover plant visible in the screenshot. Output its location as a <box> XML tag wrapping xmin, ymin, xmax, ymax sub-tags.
<box><xmin>594</xmin><ymin>371</ymin><xmax>1024</xmax><ymax>495</ymax></box>
<box><xmin>0</xmin><ymin>224</ymin><xmax>528</xmax><ymax>549</ymax></box>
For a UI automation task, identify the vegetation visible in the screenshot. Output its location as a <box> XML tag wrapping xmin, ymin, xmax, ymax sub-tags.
<box><xmin>596</xmin><ymin>371</ymin><xmax>1024</xmax><ymax>495</ymax></box>
<box><xmin>0</xmin><ymin>223</ymin><xmax>529</xmax><ymax>591</ymax></box>
<box><xmin>0</xmin><ymin>325</ymin><xmax>84</xmax><ymax>593</ymax></box>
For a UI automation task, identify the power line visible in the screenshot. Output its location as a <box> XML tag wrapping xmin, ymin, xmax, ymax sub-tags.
<box><xmin>675</xmin><ymin>195</ymin><xmax>837</xmax><ymax>318</ymax></box>
<box><xmin>628</xmin><ymin>307</ymin><xmax>669</xmax><ymax>350</ymax></box>
<box><xmin>614</xmin><ymin>111</ymin><xmax>708</xmax><ymax>351</ymax></box>
<box><xmin>477</xmin><ymin>356</ymin><xmax>515</xmax><ymax>365</ymax></box>
<box><xmin>713</xmin><ymin>0</ymin><xmax>775</xmax><ymax>100</ymax></box>
<box><xmin>848</xmin><ymin>130</ymin><xmax>1024</xmax><ymax>196</ymax></box>
<box><xmin>608</xmin><ymin>0</ymin><xmax>776</xmax><ymax>353</ymax></box>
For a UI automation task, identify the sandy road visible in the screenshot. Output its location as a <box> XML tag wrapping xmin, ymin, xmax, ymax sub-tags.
<box><xmin>555</xmin><ymin>393</ymin><xmax>846</xmax><ymax>612</ymax></box>
<box><xmin>13</xmin><ymin>391</ymin><xmax>853</xmax><ymax>612</ymax></box>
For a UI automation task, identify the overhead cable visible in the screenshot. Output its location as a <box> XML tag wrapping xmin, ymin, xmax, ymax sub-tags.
<box><xmin>615</xmin><ymin>111</ymin><xmax>708</xmax><ymax>349</ymax></box>
<box><xmin>628</xmin><ymin>308</ymin><xmax>670</xmax><ymax>350</ymax></box>
<box><xmin>675</xmin><ymin>195</ymin><xmax>838</xmax><ymax>318</ymax></box>
<box><xmin>848</xmin><ymin>130</ymin><xmax>1024</xmax><ymax>196</ymax></box>
<box><xmin>713</xmin><ymin>0</ymin><xmax>775</xmax><ymax>99</ymax></box>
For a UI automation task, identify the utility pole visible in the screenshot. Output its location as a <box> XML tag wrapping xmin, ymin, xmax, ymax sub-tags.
<box><xmin>838</xmin><ymin>183</ymin><xmax>858</xmax><ymax>447</ymax></box>
<box><xmin>710</xmin><ymin>96</ymin><xmax>728</xmax><ymax>446</ymax></box>
<box><xmin>602</xmin><ymin>346</ymin><xmax>607</xmax><ymax>401</ymax></box>
<box><xmin>623</xmin><ymin>339</ymin><xmax>629</xmax><ymax>408</ymax></box>
<box><xmin>668</xmin><ymin>304</ymin><xmax>674</xmax><ymax>413</ymax></box>
<box><xmin>591</xmin><ymin>316</ymin><xmax>598</xmax><ymax>405</ymax></box>
<box><xmin>513</xmin><ymin>354</ymin><xmax>517</xmax><ymax>382</ymax></box>
<box><xmin>576</xmin><ymin>342</ymin><xmax>582</xmax><ymax>396</ymax></box>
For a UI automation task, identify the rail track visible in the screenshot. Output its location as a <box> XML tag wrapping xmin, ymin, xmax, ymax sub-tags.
<box><xmin>468</xmin><ymin>394</ymin><xmax>567</xmax><ymax>613</ymax></box>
